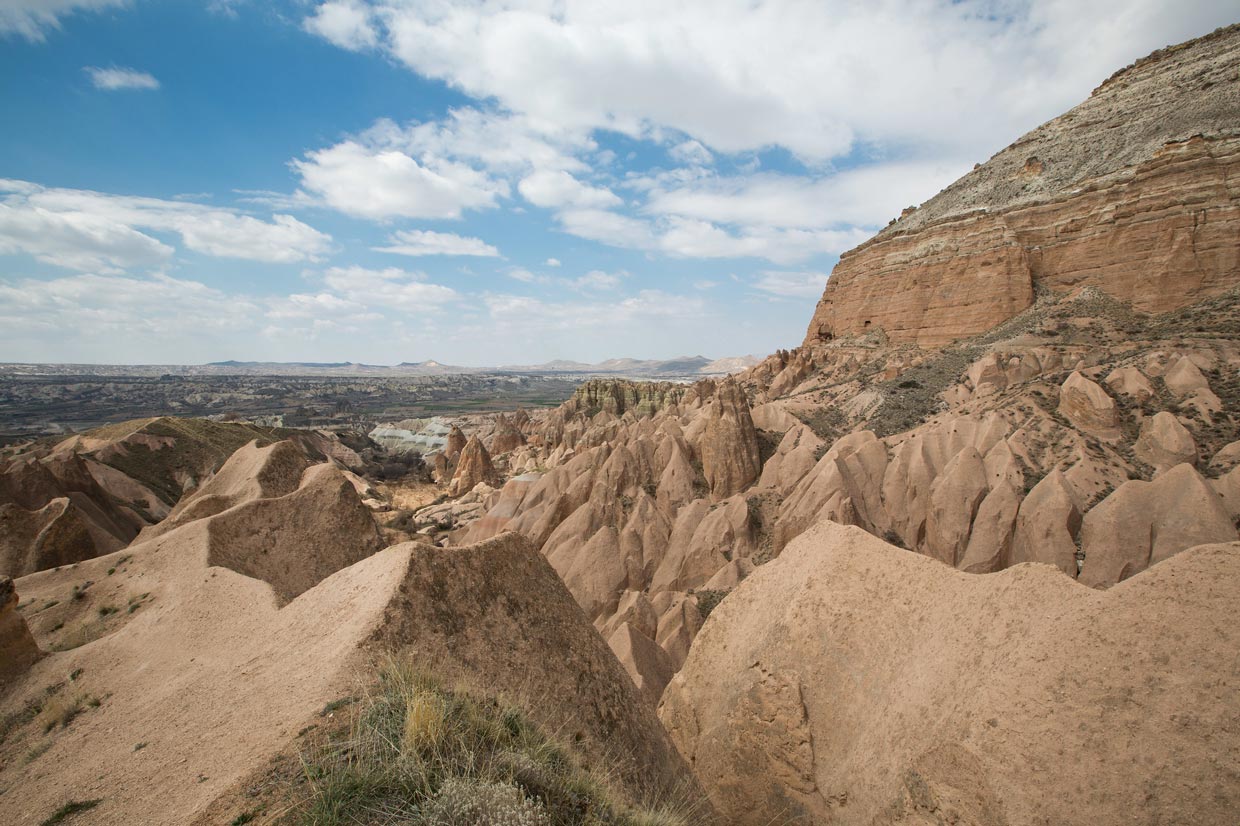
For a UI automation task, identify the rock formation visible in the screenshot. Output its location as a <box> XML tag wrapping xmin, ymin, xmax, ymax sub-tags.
<box><xmin>487</xmin><ymin>413</ymin><xmax>526</xmax><ymax>455</ymax></box>
<box><xmin>448</xmin><ymin>434</ymin><xmax>499</xmax><ymax>496</ymax></box>
<box><xmin>0</xmin><ymin>576</ymin><xmax>40</xmax><ymax>686</ymax></box>
<box><xmin>802</xmin><ymin>26</ymin><xmax>1240</xmax><ymax>348</ymax></box>
<box><xmin>661</xmin><ymin>521</ymin><xmax>1240</xmax><ymax>825</ymax></box>
<box><xmin>699</xmin><ymin>378</ymin><xmax>762</xmax><ymax>499</ymax></box>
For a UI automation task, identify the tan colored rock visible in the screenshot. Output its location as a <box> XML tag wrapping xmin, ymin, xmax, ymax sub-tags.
<box><xmin>924</xmin><ymin>447</ymin><xmax>989</xmax><ymax>566</ymax></box>
<box><xmin>447</xmin><ymin>435</ymin><xmax>498</xmax><ymax>497</ymax></box>
<box><xmin>0</xmin><ymin>576</ymin><xmax>41</xmax><ymax>687</ymax></box>
<box><xmin>1163</xmin><ymin>356</ymin><xmax>1210</xmax><ymax>397</ymax></box>
<box><xmin>1104</xmin><ymin>366</ymin><xmax>1156</xmax><ymax>403</ymax></box>
<box><xmin>1134</xmin><ymin>411</ymin><xmax>1197</xmax><ymax>473</ymax></box>
<box><xmin>661</xmin><ymin>520</ymin><xmax>1240</xmax><ymax>825</ymax></box>
<box><xmin>1209</xmin><ymin>440</ymin><xmax>1240</xmax><ymax>473</ymax></box>
<box><xmin>775</xmin><ymin>431</ymin><xmax>888</xmax><ymax>551</ymax></box>
<box><xmin>702</xmin><ymin>557</ymin><xmax>755</xmax><ymax>590</ymax></box>
<box><xmin>956</xmin><ymin>480</ymin><xmax>1022</xmax><ymax>574</ymax></box>
<box><xmin>607</xmin><ymin>621</ymin><xmax>676</xmax><ymax>707</ymax></box>
<box><xmin>1079</xmin><ymin>463</ymin><xmax>1237</xmax><ymax>587</ymax></box>
<box><xmin>0</xmin><ymin>497</ymin><xmax>96</xmax><ymax>578</ymax></box>
<box><xmin>141</xmin><ymin>440</ymin><xmax>309</xmax><ymax>541</ymax></box>
<box><xmin>651</xmin><ymin>496</ymin><xmax>754</xmax><ymax>593</ymax></box>
<box><xmin>551</xmin><ymin>526</ymin><xmax>627</xmax><ymax>622</ymax></box>
<box><xmin>445</xmin><ymin>424</ymin><xmax>467</xmax><ymax>459</ymax></box>
<box><xmin>1057</xmin><ymin>371</ymin><xmax>1121</xmax><ymax>439</ymax></box>
<box><xmin>598</xmin><ymin>589</ymin><xmax>659</xmax><ymax>641</ymax></box>
<box><xmin>653</xmin><ymin>591</ymin><xmax>703</xmax><ymax>670</ymax></box>
<box><xmin>699</xmin><ymin>379</ymin><xmax>761</xmax><ymax>500</ymax></box>
<box><xmin>487</xmin><ymin>414</ymin><xmax>526</xmax><ymax>455</ymax></box>
<box><xmin>1009</xmin><ymin>470</ymin><xmax>1084</xmax><ymax>577</ymax></box>
<box><xmin>205</xmin><ymin>463</ymin><xmax>385</xmax><ymax>604</ymax></box>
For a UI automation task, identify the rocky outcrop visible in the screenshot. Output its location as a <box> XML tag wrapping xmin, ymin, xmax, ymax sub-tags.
<box><xmin>803</xmin><ymin>26</ymin><xmax>1240</xmax><ymax>349</ymax></box>
<box><xmin>487</xmin><ymin>414</ymin><xmax>526</xmax><ymax>455</ymax></box>
<box><xmin>206</xmin><ymin>463</ymin><xmax>385</xmax><ymax>604</ymax></box>
<box><xmin>367</xmin><ymin>533</ymin><xmax>698</xmax><ymax>800</ymax></box>
<box><xmin>140</xmin><ymin>440</ymin><xmax>309</xmax><ymax>541</ymax></box>
<box><xmin>699</xmin><ymin>379</ymin><xmax>762</xmax><ymax>499</ymax></box>
<box><xmin>1056</xmin><ymin>371</ymin><xmax>1121</xmax><ymax>439</ymax></box>
<box><xmin>0</xmin><ymin>576</ymin><xmax>40</xmax><ymax>686</ymax></box>
<box><xmin>448</xmin><ymin>435</ymin><xmax>499</xmax><ymax>497</ymax></box>
<box><xmin>1078</xmin><ymin>463</ymin><xmax>1237</xmax><ymax>587</ymax></box>
<box><xmin>1134</xmin><ymin>411</ymin><xmax>1198</xmax><ymax>473</ymax></box>
<box><xmin>661</xmin><ymin>521</ymin><xmax>1240</xmax><ymax>825</ymax></box>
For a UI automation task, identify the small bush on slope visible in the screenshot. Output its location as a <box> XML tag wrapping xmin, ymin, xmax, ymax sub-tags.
<box><xmin>295</xmin><ymin>661</ymin><xmax>690</xmax><ymax>826</ymax></box>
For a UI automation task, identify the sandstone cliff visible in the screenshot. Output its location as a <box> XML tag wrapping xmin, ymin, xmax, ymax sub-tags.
<box><xmin>803</xmin><ymin>24</ymin><xmax>1240</xmax><ymax>349</ymax></box>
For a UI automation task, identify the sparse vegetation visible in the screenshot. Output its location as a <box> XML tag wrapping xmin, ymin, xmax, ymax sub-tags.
<box><xmin>693</xmin><ymin>590</ymin><xmax>729</xmax><ymax>620</ymax></box>
<box><xmin>293</xmin><ymin>662</ymin><xmax>690</xmax><ymax>826</ymax></box>
<box><xmin>40</xmin><ymin>799</ymin><xmax>102</xmax><ymax>825</ymax></box>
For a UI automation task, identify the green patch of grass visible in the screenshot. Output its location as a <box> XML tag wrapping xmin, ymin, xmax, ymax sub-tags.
<box><xmin>294</xmin><ymin>661</ymin><xmax>690</xmax><ymax>826</ymax></box>
<box><xmin>230</xmin><ymin>813</ymin><xmax>256</xmax><ymax>825</ymax></box>
<box><xmin>98</xmin><ymin>605</ymin><xmax>118</xmax><ymax>617</ymax></box>
<box><xmin>133</xmin><ymin>741</ymin><xmax>148</xmax><ymax>752</ymax></box>
<box><xmin>40</xmin><ymin>799</ymin><xmax>102</xmax><ymax>826</ymax></box>
<box><xmin>69</xmin><ymin>668</ymin><xmax>83</xmax><ymax>682</ymax></box>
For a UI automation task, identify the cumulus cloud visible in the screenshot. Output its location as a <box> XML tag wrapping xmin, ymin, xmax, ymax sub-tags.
<box><xmin>302</xmin><ymin>0</ymin><xmax>377</xmax><ymax>51</ymax></box>
<box><xmin>375</xmin><ymin>229</ymin><xmax>500</xmax><ymax>258</ymax></box>
<box><xmin>0</xmin><ymin>180</ymin><xmax>332</xmax><ymax>270</ymax></box>
<box><xmin>320</xmin><ymin>266</ymin><xmax>459</xmax><ymax>311</ymax></box>
<box><xmin>319</xmin><ymin>0</ymin><xmax>1235</xmax><ymax>162</ymax></box>
<box><xmin>0</xmin><ymin>0</ymin><xmax>125</xmax><ymax>41</ymax></box>
<box><xmin>292</xmin><ymin>140</ymin><xmax>506</xmax><ymax>220</ymax></box>
<box><xmin>518</xmin><ymin>169</ymin><xmax>621</xmax><ymax>210</ymax></box>
<box><xmin>85</xmin><ymin>66</ymin><xmax>159</xmax><ymax>91</ymax></box>
<box><xmin>545</xmin><ymin>257</ymin><xmax>561</xmax><ymax>267</ymax></box>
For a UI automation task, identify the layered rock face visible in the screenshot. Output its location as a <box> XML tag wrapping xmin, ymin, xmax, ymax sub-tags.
<box><xmin>661</xmin><ymin>521</ymin><xmax>1240</xmax><ymax>825</ymax></box>
<box><xmin>803</xmin><ymin>25</ymin><xmax>1240</xmax><ymax>349</ymax></box>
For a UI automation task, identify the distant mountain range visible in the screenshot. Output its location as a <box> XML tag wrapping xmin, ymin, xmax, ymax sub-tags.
<box><xmin>0</xmin><ymin>355</ymin><xmax>761</xmax><ymax>379</ymax></box>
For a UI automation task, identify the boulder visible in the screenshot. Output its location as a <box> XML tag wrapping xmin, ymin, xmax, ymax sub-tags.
<box><xmin>1104</xmin><ymin>366</ymin><xmax>1156</xmax><ymax>403</ymax></box>
<box><xmin>1134</xmin><ymin>411</ymin><xmax>1197</xmax><ymax>473</ymax></box>
<box><xmin>1057</xmin><ymin>371</ymin><xmax>1121</xmax><ymax>439</ymax></box>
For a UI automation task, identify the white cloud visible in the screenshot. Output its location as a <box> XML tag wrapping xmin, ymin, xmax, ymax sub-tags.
<box><xmin>518</xmin><ymin>169</ymin><xmax>621</xmax><ymax>209</ymax></box>
<box><xmin>303</xmin><ymin>0</ymin><xmax>377</xmax><ymax>51</ymax></box>
<box><xmin>507</xmin><ymin>267</ymin><xmax>547</xmax><ymax>284</ymax></box>
<box><xmin>567</xmin><ymin>270</ymin><xmax>623</xmax><ymax>291</ymax></box>
<box><xmin>0</xmin><ymin>0</ymin><xmax>125</xmax><ymax>41</ymax></box>
<box><xmin>292</xmin><ymin>139</ymin><xmax>507</xmax><ymax>220</ymax></box>
<box><xmin>693</xmin><ymin>279</ymin><xmax>719</xmax><ymax>290</ymax></box>
<box><xmin>320</xmin><ymin>266</ymin><xmax>459</xmax><ymax>311</ymax></box>
<box><xmin>0</xmin><ymin>273</ymin><xmax>257</xmax><ymax>342</ymax></box>
<box><xmin>315</xmin><ymin>1</ymin><xmax>1235</xmax><ymax>165</ymax></box>
<box><xmin>643</xmin><ymin>162</ymin><xmax>967</xmax><ymax>230</ymax></box>
<box><xmin>752</xmin><ymin>270</ymin><xmax>830</xmax><ymax>298</ymax></box>
<box><xmin>669</xmin><ymin>140</ymin><xmax>713</xmax><ymax>166</ymax></box>
<box><xmin>375</xmin><ymin>229</ymin><xmax>500</xmax><ymax>258</ymax></box>
<box><xmin>556</xmin><ymin>208</ymin><xmax>655</xmax><ymax>250</ymax></box>
<box><xmin>545</xmin><ymin>257</ymin><xmax>561</xmax><ymax>267</ymax></box>
<box><xmin>0</xmin><ymin>180</ymin><xmax>332</xmax><ymax>269</ymax></box>
<box><xmin>85</xmin><ymin>66</ymin><xmax>159</xmax><ymax>91</ymax></box>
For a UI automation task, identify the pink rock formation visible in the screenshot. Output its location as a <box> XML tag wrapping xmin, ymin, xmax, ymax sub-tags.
<box><xmin>1134</xmin><ymin>411</ymin><xmax>1198</xmax><ymax>473</ymax></box>
<box><xmin>1057</xmin><ymin>371</ymin><xmax>1121</xmax><ymax>439</ymax></box>
<box><xmin>699</xmin><ymin>379</ymin><xmax>761</xmax><ymax>499</ymax></box>
<box><xmin>661</xmin><ymin>521</ymin><xmax>1240</xmax><ymax>825</ymax></box>
<box><xmin>1079</xmin><ymin>463</ymin><xmax>1237</xmax><ymax>587</ymax></box>
<box><xmin>0</xmin><ymin>576</ymin><xmax>41</xmax><ymax>686</ymax></box>
<box><xmin>447</xmin><ymin>435</ymin><xmax>499</xmax><ymax>497</ymax></box>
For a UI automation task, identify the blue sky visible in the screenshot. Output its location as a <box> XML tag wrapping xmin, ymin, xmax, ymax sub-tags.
<box><xmin>1</xmin><ymin>1</ymin><xmax>1234</xmax><ymax>366</ymax></box>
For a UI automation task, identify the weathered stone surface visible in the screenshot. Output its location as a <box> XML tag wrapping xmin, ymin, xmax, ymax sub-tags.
<box><xmin>0</xmin><ymin>576</ymin><xmax>41</xmax><ymax>687</ymax></box>
<box><xmin>699</xmin><ymin>379</ymin><xmax>761</xmax><ymax>500</ymax></box>
<box><xmin>487</xmin><ymin>414</ymin><xmax>526</xmax><ymax>455</ymax></box>
<box><xmin>1079</xmin><ymin>463</ymin><xmax>1237</xmax><ymax>587</ymax></box>
<box><xmin>1009</xmin><ymin>469</ymin><xmax>1084</xmax><ymax>577</ymax></box>
<box><xmin>1057</xmin><ymin>371</ymin><xmax>1121</xmax><ymax>439</ymax></box>
<box><xmin>1104</xmin><ymin>366</ymin><xmax>1156</xmax><ymax>403</ymax></box>
<box><xmin>448</xmin><ymin>435</ymin><xmax>499</xmax><ymax>497</ymax></box>
<box><xmin>607</xmin><ymin>621</ymin><xmax>675</xmax><ymax>707</ymax></box>
<box><xmin>661</xmin><ymin>521</ymin><xmax>1240</xmax><ymax>826</ymax></box>
<box><xmin>803</xmin><ymin>26</ymin><xmax>1240</xmax><ymax>349</ymax></box>
<box><xmin>1135</xmin><ymin>411</ymin><xmax>1198</xmax><ymax>473</ymax></box>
